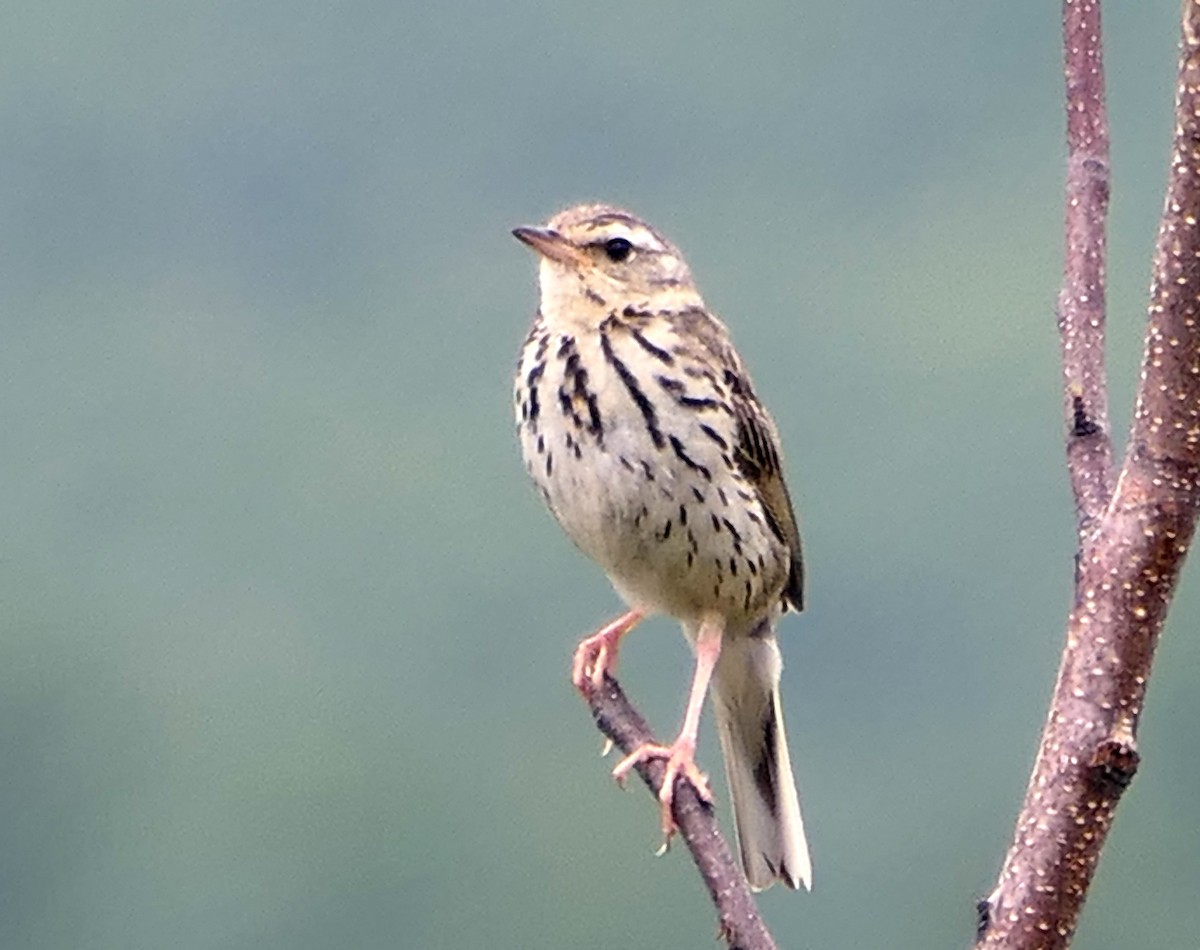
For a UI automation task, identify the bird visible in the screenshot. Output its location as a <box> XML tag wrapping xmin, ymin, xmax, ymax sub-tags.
<box><xmin>512</xmin><ymin>203</ymin><xmax>812</xmax><ymax>891</ymax></box>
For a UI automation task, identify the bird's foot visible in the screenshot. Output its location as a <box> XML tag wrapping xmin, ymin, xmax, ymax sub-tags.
<box><xmin>571</xmin><ymin>610</ymin><xmax>642</xmax><ymax>692</ymax></box>
<box><xmin>612</xmin><ymin>737</ymin><xmax>713</xmax><ymax>842</ymax></box>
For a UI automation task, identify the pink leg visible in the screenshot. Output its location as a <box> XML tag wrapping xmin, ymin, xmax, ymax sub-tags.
<box><xmin>612</xmin><ymin>618</ymin><xmax>723</xmax><ymax>840</ymax></box>
<box><xmin>572</xmin><ymin>608</ymin><xmax>644</xmax><ymax>692</ymax></box>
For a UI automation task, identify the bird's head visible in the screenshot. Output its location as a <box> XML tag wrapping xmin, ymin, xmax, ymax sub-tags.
<box><xmin>513</xmin><ymin>204</ymin><xmax>702</xmax><ymax>328</ymax></box>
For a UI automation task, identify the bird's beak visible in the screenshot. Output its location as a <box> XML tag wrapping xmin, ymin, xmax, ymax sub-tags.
<box><xmin>512</xmin><ymin>226</ymin><xmax>586</xmax><ymax>266</ymax></box>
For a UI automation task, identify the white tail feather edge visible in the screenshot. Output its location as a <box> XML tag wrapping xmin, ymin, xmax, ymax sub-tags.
<box><xmin>711</xmin><ymin>634</ymin><xmax>812</xmax><ymax>891</ymax></box>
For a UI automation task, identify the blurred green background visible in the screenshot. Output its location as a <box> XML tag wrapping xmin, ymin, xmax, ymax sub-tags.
<box><xmin>2</xmin><ymin>3</ymin><xmax>1196</xmax><ymax>948</ymax></box>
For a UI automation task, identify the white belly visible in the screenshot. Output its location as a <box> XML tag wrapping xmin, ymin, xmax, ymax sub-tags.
<box><xmin>515</xmin><ymin>325</ymin><xmax>789</xmax><ymax>627</ymax></box>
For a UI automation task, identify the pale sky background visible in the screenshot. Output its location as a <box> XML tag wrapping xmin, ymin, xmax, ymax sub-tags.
<box><xmin>2</xmin><ymin>4</ymin><xmax>1197</xmax><ymax>949</ymax></box>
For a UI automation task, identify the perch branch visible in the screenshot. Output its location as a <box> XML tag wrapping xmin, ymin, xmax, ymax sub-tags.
<box><xmin>580</xmin><ymin>674</ymin><xmax>779</xmax><ymax>950</ymax></box>
<box><xmin>976</xmin><ymin>3</ymin><xmax>1200</xmax><ymax>947</ymax></box>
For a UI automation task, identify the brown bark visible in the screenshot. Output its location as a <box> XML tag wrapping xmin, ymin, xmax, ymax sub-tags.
<box><xmin>580</xmin><ymin>673</ymin><xmax>779</xmax><ymax>950</ymax></box>
<box><xmin>1058</xmin><ymin>0</ymin><xmax>1115</xmax><ymax>528</ymax></box>
<box><xmin>976</xmin><ymin>2</ymin><xmax>1200</xmax><ymax>947</ymax></box>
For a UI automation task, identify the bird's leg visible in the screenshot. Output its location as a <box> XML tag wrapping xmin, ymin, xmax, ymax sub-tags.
<box><xmin>612</xmin><ymin>618</ymin><xmax>722</xmax><ymax>842</ymax></box>
<box><xmin>571</xmin><ymin>608</ymin><xmax>644</xmax><ymax>692</ymax></box>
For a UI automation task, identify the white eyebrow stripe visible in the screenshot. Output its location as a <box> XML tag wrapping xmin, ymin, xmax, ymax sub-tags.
<box><xmin>588</xmin><ymin>222</ymin><xmax>667</xmax><ymax>253</ymax></box>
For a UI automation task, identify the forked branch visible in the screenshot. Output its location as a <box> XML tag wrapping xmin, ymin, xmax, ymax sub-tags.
<box><xmin>577</xmin><ymin>6</ymin><xmax>1200</xmax><ymax>948</ymax></box>
<box><xmin>976</xmin><ymin>2</ymin><xmax>1200</xmax><ymax>947</ymax></box>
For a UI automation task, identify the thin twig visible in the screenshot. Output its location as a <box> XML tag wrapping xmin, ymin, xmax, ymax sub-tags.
<box><xmin>976</xmin><ymin>4</ymin><xmax>1200</xmax><ymax>947</ymax></box>
<box><xmin>1058</xmin><ymin>0</ymin><xmax>1115</xmax><ymax>529</ymax></box>
<box><xmin>581</xmin><ymin>674</ymin><xmax>779</xmax><ymax>950</ymax></box>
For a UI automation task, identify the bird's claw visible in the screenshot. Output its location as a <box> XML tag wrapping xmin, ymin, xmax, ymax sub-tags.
<box><xmin>612</xmin><ymin>739</ymin><xmax>713</xmax><ymax>842</ymax></box>
<box><xmin>571</xmin><ymin>611</ymin><xmax>642</xmax><ymax>692</ymax></box>
<box><xmin>572</xmin><ymin>634</ymin><xmax>617</xmax><ymax>692</ymax></box>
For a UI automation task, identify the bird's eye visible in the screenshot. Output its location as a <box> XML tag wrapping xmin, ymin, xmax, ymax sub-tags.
<box><xmin>603</xmin><ymin>237</ymin><xmax>633</xmax><ymax>262</ymax></box>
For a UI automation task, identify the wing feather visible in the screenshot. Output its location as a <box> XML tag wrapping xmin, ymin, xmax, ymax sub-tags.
<box><xmin>652</xmin><ymin>306</ymin><xmax>805</xmax><ymax>612</ymax></box>
<box><xmin>731</xmin><ymin>398</ymin><xmax>805</xmax><ymax>612</ymax></box>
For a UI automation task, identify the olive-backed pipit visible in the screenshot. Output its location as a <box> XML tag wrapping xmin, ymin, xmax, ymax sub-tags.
<box><xmin>512</xmin><ymin>203</ymin><xmax>812</xmax><ymax>891</ymax></box>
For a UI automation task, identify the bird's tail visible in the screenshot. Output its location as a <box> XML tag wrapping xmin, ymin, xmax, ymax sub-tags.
<box><xmin>711</xmin><ymin>631</ymin><xmax>812</xmax><ymax>891</ymax></box>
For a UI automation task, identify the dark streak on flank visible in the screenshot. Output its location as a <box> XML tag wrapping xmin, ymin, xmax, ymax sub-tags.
<box><xmin>557</xmin><ymin>385</ymin><xmax>581</xmax><ymax>429</ymax></box>
<box><xmin>584</xmin><ymin>393</ymin><xmax>602</xmax><ymax>438</ymax></box>
<box><xmin>630</xmin><ymin>328</ymin><xmax>675</xmax><ymax>365</ymax></box>
<box><xmin>679</xmin><ymin>504</ymin><xmax>688</xmax><ymax>526</ymax></box>
<box><xmin>525</xmin><ymin>362</ymin><xmax>545</xmax><ymax>425</ymax></box>
<box><xmin>700</xmin><ymin>424</ymin><xmax>728</xmax><ymax>450</ymax></box>
<box><xmin>584</xmin><ymin>287</ymin><xmax>607</xmax><ymax>307</ymax></box>
<box><xmin>668</xmin><ymin>434</ymin><xmax>712</xmax><ymax>481</ymax></box>
<box><xmin>601</xmin><ymin>329</ymin><xmax>665</xmax><ymax>449</ymax></box>
<box><xmin>681</xmin><ymin>395</ymin><xmax>723</xmax><ymax>412</ymax></box>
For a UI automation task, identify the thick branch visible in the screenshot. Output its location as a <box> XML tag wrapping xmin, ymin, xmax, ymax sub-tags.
<box><xmin>580</xmin><ymin>674</ymin><xmax>779</xmax><ymax>950</ymax></box>
<box><xmin>976</xmin><ymin>492</ymin><xmax>1193</xmax><ymax>949</ymax></box>
<box><xmin>977</xmin><ymin>4</ymin><xmax>1200</xmax><ymax>947</ymax></box>
<box><xmin>1058</xmin><ymin>0</ymin><xmax>1115</xmax><ymax>529</ymax></box>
